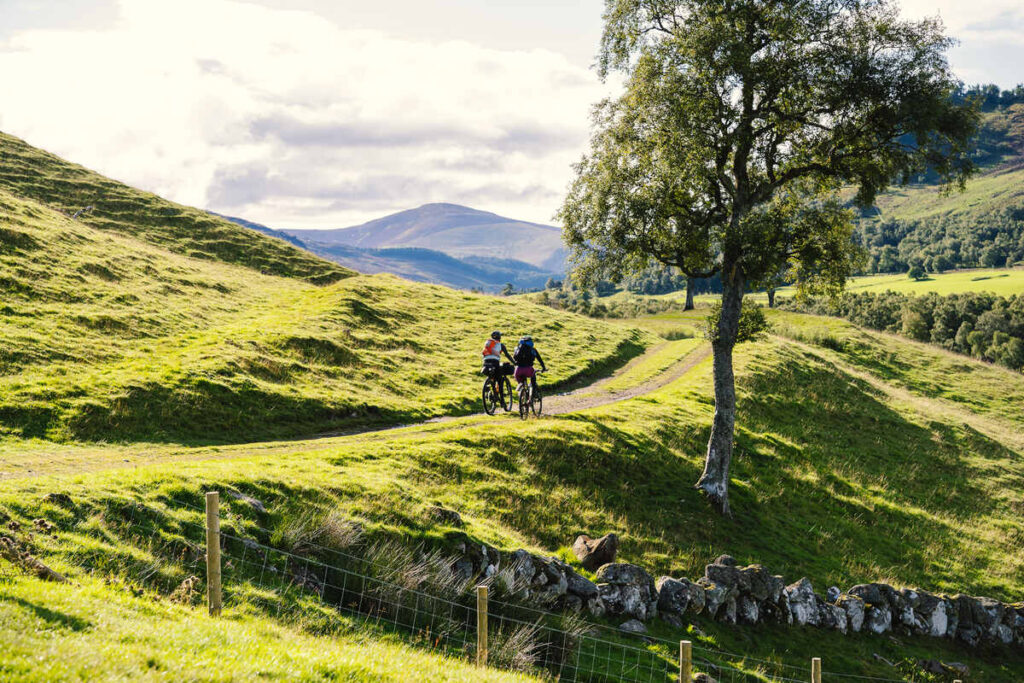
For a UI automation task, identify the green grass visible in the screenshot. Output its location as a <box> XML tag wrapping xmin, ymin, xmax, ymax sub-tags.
<box><xmin>0</xmin><ymin>185</ymin><xmax>647</xmax><ymax>444</ymax></box>
<box><xmin>2</xmin><ymin>133</ymin><xmax>1023</xmax><ymax>680</ymax></box>
<box><xmin>0</xmin><ymin>574</ymin><xmax>537</xmax><ymax>682</ymax></box>
<box><xmin>750</xmin><ymin>267</ymin><xmax>1024</xmax><ymax>300</ymax></box>
<box><xmin>2</xmin><ymin>315</ymin><xmax>1022</xmax><ymax>677</ymax></box>
<box><xmin>0</xmin><ymin>132</ymin><xmax>348</xmax><ymax>283</ymax></box>
<box><xmin>870</xmin><ymin>164</ymin><xmax>1024</xmax><ymax>222</ymax></box>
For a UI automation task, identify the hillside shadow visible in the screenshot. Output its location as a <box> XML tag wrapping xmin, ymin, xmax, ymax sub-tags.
<box><xmin>470</xmin><ymin>347</ymin><xmax>1017</xmax><ymax>595</ymax></box>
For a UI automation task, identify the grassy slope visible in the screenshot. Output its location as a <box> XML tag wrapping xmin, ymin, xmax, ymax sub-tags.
<box><xmin>2</xmin><ymin>310</ymin><xmax>1021</xmax><ymax>679</ymax></box>
<box><xmin>0</xmin><ymin>575</ymin><xmax>536</xmax><ymax>682</ymax></box>
<box><xmin>870</xmin><ymin>163</ymin><xmax>1024</xmax><ymax>222</ymax></box>
<box><xmin>0</xmin><ymin>187</ymin><xmax>645</xmax><ymax>445</ymax></box>
<box><xmin>0</xmin><ymin>132</ymin><xmax>347</xmax><ymax>284</ymax></box>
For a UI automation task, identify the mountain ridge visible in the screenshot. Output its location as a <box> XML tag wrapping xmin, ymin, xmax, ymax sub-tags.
<box><xmin>284</xmin><ymin>202</ymin><xmax>568</xmax><ymax>272</ymax></box>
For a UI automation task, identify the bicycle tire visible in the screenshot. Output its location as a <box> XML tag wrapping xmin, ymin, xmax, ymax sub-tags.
<box><xmin>482</xmin><ymin>378</ymin><xmax>498</xmax><ymax>415</ymax></box>
<box><xmin>518</xmin><ymin>382</ymin><xmax>529</xmax><ymax>419</ymax></box>
<box><xmin>500</xmin><ymin>376</ymin><xmax>514</xmax><ymax>412</ymax></box>
<box><xmin>531</xmin><ymin>386</ymin><xmax>543</xmax><ymax>416</ymax></box>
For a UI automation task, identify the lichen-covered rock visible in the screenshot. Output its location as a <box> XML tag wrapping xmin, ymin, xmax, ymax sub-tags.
<box><xmin>705</xmin><ymin>562</ymin><xmax>740</xmax><ymax>589</ymax></box>
<box><xmin>826</xmin><ymin>586</ymin><xmax>841</xmax><ymax>603</ymax></box>
<box><xmin>698</xmin><ymin>577</ymin><xmax>735</xmax><ymax>619</ymax></box>
<box><xmin>913</xmin><ymin>591</ymin><xmax>948</xmax><ymax>638</ymax></box>
<box><xmin>737</xmin><ymin>565</ymin><xmax>781</xmax><ymax>602</ymax></box>
<box><xmin>572</xmin><ymin>533</ymin><xmax>619</xmax><ymax>572</ymax></box>
<box><xmin>566</xmin><ymin>570</ymin><xmax>599</xmax><ymax>600</ymax></box>
<box><xmin>818</xmin><ymin>598</ymin><xmax>847</xmax><ymax>633</ymax></box>
<box><xmin>864</xmin><ymin>603</ymin><xmax>893</xmax><ymax>635</ymax></box>
<box><xmin>785</xmin><ymin>578</ymin><xmax>819</xmax><ymax>626</ymax></box>
<box><xmin>656</xmin><ymin>576</ymin><xmax>692</xmax><ymax>616</ymax></box>
<box><xmin>737</xmin><ymin>595</ymin><xmax>759</xmax><ymax>625</ymax></box>
<box><xmin>837</xmin><ymin>594</ymin><xmax>865</xmax><ymax>633</ymax></box>
<box><xmin>687</xmin><ymin>580</ymin><xmax>706</xmax><ymax>614</ymax></box>
<box><xmin>596</xmin><ymin>563</ymin><xmax>658</xmax><ymax>621</ymax></box>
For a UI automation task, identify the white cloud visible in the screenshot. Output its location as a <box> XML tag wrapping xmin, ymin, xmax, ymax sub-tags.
<box><xmin>0</xmin><ymin>0</ymin><xmax>609</xmax><ymax>227</ymax></box>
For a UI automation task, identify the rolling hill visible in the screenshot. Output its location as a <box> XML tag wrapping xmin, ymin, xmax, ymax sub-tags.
<box><xmin>2</xmin><ymin>132</ymin><xmax>1024</xmax><ymax>681</ymax></box>
<box><xmin>0</xmin><ymin>132</ymin><xmax>645</xmax><ymax>444</ymax></box>
<box><xmin>286</xmin><ymin>203</ymin><xmax>569</xmax><ymax>273</ymax></box>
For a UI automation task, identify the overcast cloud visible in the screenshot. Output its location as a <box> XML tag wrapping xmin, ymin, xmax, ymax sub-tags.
<box><xmin>0</xmin><ymin>0</ymin><xmax>1021</xmax><ymax>229</ymax></box>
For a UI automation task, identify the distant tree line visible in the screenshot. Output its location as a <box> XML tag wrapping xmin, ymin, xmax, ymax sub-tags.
<box><xmin>954</xmin><ymin>83</ymin><xmax>1024</xmax><ymax>112</ymax></box>
<box><xmin>785</xmin><ymin>291</ymin><xmax>1024</xmax><ymax>371</ymax></box>
<box><xmin>857</xmin><ymin>207</ymin><xmax>1024</xmax><ymax>274</ymax></box>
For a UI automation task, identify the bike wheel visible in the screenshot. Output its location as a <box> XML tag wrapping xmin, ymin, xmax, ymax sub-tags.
<box><xmin>531</xmin><ymin>386</ymin><xmax>543</xmax><ymax>416</ymax></box>
<box><xmin>500</xmin><ymin>377</ymin><xmax>514</xmax><ymax>412</ymax></box>
<box><xmin>518</xmin><ymin>383</ymin><xmax>529</xmax><ymax>419</ymax></box>
<box><xmin>482</xmin><ymin>379</ymin><xmax>498</xmax><ymax>415</ymax></box>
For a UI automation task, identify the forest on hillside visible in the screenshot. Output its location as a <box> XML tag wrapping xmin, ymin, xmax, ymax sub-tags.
<box><xmin>786</xmin><ymin>290</ymin><xmax>1024</xmax><ymax>370</ymax></box>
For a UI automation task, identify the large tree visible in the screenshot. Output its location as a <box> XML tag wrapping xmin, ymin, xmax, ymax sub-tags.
<box><xmin>559</xmin><ymin>0</ymin><xmax>977</xmax><ymax>515</ymax></box>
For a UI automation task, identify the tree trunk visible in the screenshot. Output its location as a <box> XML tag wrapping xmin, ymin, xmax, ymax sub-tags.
<box><xmin>695</xmin><ymin>269</ymin><xmax>744</xmax><ymax>516</ymax></box>
<box><xmin>767</xmin><ymin>287</ymin><xmax>776</xmax><ymax>308</ymax></box>
<box><xmin>684</xmin><ymin>276</ymin><xmax>695</xmax><ymax>311</ymax></box>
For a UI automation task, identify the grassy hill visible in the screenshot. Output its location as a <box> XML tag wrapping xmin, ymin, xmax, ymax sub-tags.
<box><xmin>0</xmin><ymin>134</ymin><xmax>646</xmax><ymax>445</ymax></box>
<box><xmin>0</xmin><ymin>132</ymin><xmax>348</xmax><ymax>284</ymax></box>
<box><xmin>2</xmin><ymin>134</ymin><xmax>1023</xmax><ymax>680</ymax></box>
<box><xmin>2</xmin><ymin>309</ymin><xmax>1022</xmax><ymax>679</ymax></box>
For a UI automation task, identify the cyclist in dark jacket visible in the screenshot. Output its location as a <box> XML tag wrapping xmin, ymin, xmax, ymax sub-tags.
<box><xmin>512</xmin><ymin>335</ymin><xmax>547</xmax><ymax>392</ymax></box>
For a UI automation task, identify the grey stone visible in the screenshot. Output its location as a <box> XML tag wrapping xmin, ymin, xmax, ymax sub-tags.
<box><xmin>837</xmin><ymin>594</ymin><xmax>865</xmax><ymax>633</ymax></box>
<box><xmin>713</xmin><ymin>554</ymin><xmax>737</xmax><ymax>567</ymax></box>
<box><xmin>226</xmin><ymin>490</ymin><xmax>267</xmax><ymax>514</ymax></box>
<box><xmin>785</xmin><ymin>578</ymin><xmax>819</xmax><ymax>626</ymax></box>
<box><xmin>585</xmin><ymin>596</ymin><xmax>605</xmax><ymax>618</ymax></box>
<box><xmin>572</xmin><ymin>533</ymin><xmax>619</xmax><ymax>572</ymax></box>
<box><xmin>656</xmin><ymin>577</ymin><xmax>691</xmax><ymax>615</ymax></box>
<box><xmin>619</xmin><ymin>619</ymin><xmax>647</xmax><ymax>634</ymax></box>
<box><xmin>864</xmin><ymin>603</ymin><xmax>893</xmax><ymax>635</ymax></box>
<box><xmin>698</xmin><ymin>577</ymin><xmax>735</xmax><ymax>619</ymax></box>
<box><xmin>566</xmin><ymin>571</ymin><xmax>599</xmax><ymax>600</ymax></box>
<box><xmin>705</xmin><ymin>563</ymin><xmax>740</xmax><ymax>589</ymax></box>
<box><xmin>737</xmin><ymin>595</ymin><xmax>759</xmax><ymax>625</ymax></box>
<box><xmin>564</xmin><ymin>594</ymin><xmax>583</xmax><ymax>612</ymax></box>
<box><xmin>596</xmin><ymin>563</ymin><xmax>658</xmax><ymax>621</ymax></box>
<box><xmin>826</xmin><ymin>586</ymin><xmax>841</xmax><ymax>602</ymax></box>
<box><xmin>661</xmin><ymin>612</ymin><xmax>684</xmax><ymax>628</ymax></box>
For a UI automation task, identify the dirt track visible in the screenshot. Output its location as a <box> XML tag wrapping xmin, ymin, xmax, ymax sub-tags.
<box><xmin>0</xmin><ymin>341</ymin><xmax>710</xmax><ymax>482</ymax></box>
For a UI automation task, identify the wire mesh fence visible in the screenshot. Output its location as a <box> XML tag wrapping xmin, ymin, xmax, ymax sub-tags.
<box><xmin>73</xmin><ymin>491</ymin><xmax>924</xmax><ymax>683</ymax></box>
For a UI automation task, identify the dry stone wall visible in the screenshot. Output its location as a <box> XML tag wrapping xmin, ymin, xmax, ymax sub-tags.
<box><xmin>450</xmin><ymin>539</ymin><xmax>1023</xmax><ymax>650</ymax></box>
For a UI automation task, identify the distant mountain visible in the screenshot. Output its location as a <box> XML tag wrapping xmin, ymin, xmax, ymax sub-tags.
<box><xmin>219</xmin><ymin>214</ymin><xmax>560</xmax><ymax>292</ymax></box>
<box><xmin>284</xmin><ymin>203</ymin><xmax>568</xmax><ymax>272</ymax></box>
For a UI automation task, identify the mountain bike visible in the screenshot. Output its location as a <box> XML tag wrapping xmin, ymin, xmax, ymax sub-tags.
<box><xmin>482</xmin><ymin>366</ymin><xmax>513</xmax><ymax>415</ymax></box>
<box><xmin>518</xmin><ymin>369</ymin><xmax>544</xmax><ymax>419</ymax></box>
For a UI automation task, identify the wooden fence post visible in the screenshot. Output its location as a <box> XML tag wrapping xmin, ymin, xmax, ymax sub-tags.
<box><xmin>476</xmin><ymin>585</ymin><xmax>488</xmax><ymax>666</ymax></box>
<box><xmin>811</xmin><ymin>657</ymin><xmax>822</xmax><ymax>683</ymax></box>
<box><xmin>206</xmin><ymin>491</ymin><xmax>222</xmax><ymax>617</ymax></box>
<box><xmin>679</xmin><ymin>640</ymin><xmax>692</xmax><ymax>683</ymax></box>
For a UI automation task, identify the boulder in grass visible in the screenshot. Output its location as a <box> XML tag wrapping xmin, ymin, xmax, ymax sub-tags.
<box><xmin>572</xmin><ymin>533</ymin><xmax>619</xmax><ymax>572</ymax></box>
<box><xmin>619</xmin><ymin>618</ymin><xmax>647</xmax><ymax>635</ymax></box>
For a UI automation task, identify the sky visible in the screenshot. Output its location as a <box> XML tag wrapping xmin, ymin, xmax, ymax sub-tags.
<box><xmin>0</xmin><ymin>0</ymin><xmax>1022</xmax><ymax>229</ymax></box>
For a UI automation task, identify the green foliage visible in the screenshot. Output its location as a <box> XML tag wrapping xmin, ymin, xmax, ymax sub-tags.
<box><xmin>703</xmin><ymin>300</ymin><xmax>769</xmax><ymax>344</ymax></box>
<box><xmin>908</xmin><ymin>264</ymin><xmax>927</xmax><ymax>281</ymax></box>
<box><xmin>786</xmin><ymin>290</ymin><xmax>1024</xmax><ymax>370</ymax></box>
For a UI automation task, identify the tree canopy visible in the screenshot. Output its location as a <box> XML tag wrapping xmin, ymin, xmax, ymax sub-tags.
<box><xmin>561</xmin><ymin>0</ymin><xmax>978</xmax><ymax>514</ymax></box>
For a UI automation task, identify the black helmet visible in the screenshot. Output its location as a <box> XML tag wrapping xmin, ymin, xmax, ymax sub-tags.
<box><xmin>491</xmin><ymin>330</ymin><xmax>502</xmax><ymax>340</ymax></box>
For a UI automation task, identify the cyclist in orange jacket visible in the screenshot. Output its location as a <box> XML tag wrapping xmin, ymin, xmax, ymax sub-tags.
<box><xmin>482</xmin><ymin>330</ymin><xmax>514</xmax><ymax>400</ymax></box>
